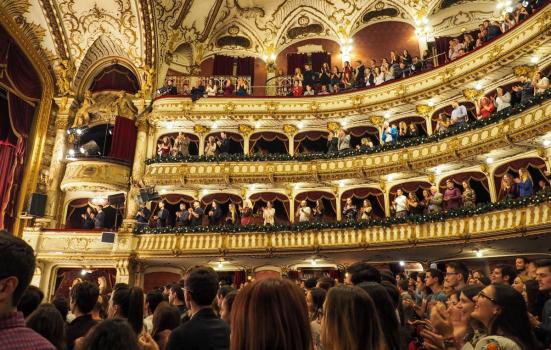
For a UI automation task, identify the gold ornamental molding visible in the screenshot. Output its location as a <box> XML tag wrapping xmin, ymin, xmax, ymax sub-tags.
<box><xmin>512</xmin><ymin>64</ymin><xmax>537</xmax><ymax>77</ymax></box>
<box><xmin>60</xmin><ymin>160</ymin><xmax>131</xmax><ymax>193</ymax></box>
<box><xmin>143</xmin><ymin>99</ymin><xmax>551</xmax><ymax>186</ymax></box>
<box><xmin>462</xmin><ymin>88</ymin><xmax>484</xmax><ymax>102</ymax></box>
<box><xmin>415</xmin><ymin>104</ymin><xmax>434</xmax><ymax>117</ymax></box>
<box><xmin>23</xmin><ymin>202</ymin><xmax>551</xmax><ymax>260</ymax></box>
<box><xmin>148</xmin><ymin>8</ymin><xmax>551</xmax><ymax>122</ymax></box>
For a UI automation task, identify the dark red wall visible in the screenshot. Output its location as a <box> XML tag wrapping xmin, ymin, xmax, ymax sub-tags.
<box><xmin>275</xmin><ymin>38</ymin><xmax>341</xmax><ymax>75</ymax></box>
<box><xmin>143</xmin><ymin>271</ymin><xmax>181</xmax><ymax>292</ymax></box>
<box><xmin>352</xmin><ymin>21</ymin><xmax>420</xmax><ymax>64</ymax></box>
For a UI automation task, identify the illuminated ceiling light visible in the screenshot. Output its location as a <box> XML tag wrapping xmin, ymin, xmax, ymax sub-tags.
<box><xmin>255</xmin><ymin>120</ymin><xmax>261</xmax><ymax>128</ymax></box>
<box><xmin>160</xmin><ymin>189</ymin><xmax>167</xmax><ymax>194</ymax></box>
<box><xmin>399</xmin><ymin>261</ymin><xmax>405</xmax><ymax>267</ymax></box>
<box><xmin>543</xmin><ymin>139</ymin><xmax>551</xmax><ymax>147</ymax></box>
<box><xmin>387</xmin><ymin>174</ymin><xmax>394</xmax><ymax>181</ymax></box>
<box><xmin>434</xmin><ymin>167</ymin><xmax>442</xmax><ymax>175</ymax></box>
<box><xmin>341</xmin><ymin>120</ymin><xmax>348</xmax><ymax>127</ymax></box>
<box><xmin>76</xmin><ymin>129</ymin><xmax>82</xmax><ymax>135</ymax></box>
<box><xmin>311</xmin><ymin>259</ymin><xmax>317</xmax><ymax>266</ymax></box>
<box><xmin>531</xmin><ymin>55</ymin><xmax>540</xmax><ymax>64</ymax></box>
<box><xmin>384</xmin><ymin>111</ymin><xmax>391</xmax><ymax>119</ymax></box>
<box><xmin>428</xmin><ymin>100</ymin><xmax>435</xmax><ymax>107</ymax></box>
<box><xmin>212</xmin><ymin>122</ymin><xmax>218</xmax><ymax>129</ymax></box>
<box><xmin>475</xmin><ymin>249</ymin><xmax>484</xmax><ymax>258</ymax></box>
<box><xmin>249</xmin><ymin>184</ymin><xmax>256</xmax><ymax>191</ymax></box>
<box><xmin>79</xmin><ymin>147</ymin><xmax>85</xmax><ymax>154</ymax></box>
<box><xmin>167</xmin><ymin>123</ymin><xmax>174</xmax><ymax>130</ymax></box>
<box><xmin>297</xmin><ymin>122</ymin><xmax>304</xmax><ymax>129</ymax></box>
<box><xmin>485</xmin><ymin>157</ymin><xmax>494</xmax><ymax>164</ymax></box>
<box><xmin>217</xmin><ymin>260</ymin><xmax>224</xmax><ymax>269</ymax></box>
<box><xmin>475</xmin><ymin>82</ymin><xmax>483</xmax><ymax>91</ymax></box>
<box><xmin>339</xmin><ymin>180</ymin><xmax>346</xmax><ymax>188</ymax></box>
<box><xmin>202</xmin><ymin>189</ymin><xmax>209</xmax><ymax>196</ymax></box>
<box><xmin>293</xmin><ymin>183</ymin><xmax>300</xmax><ymax>190</ymax></box>
<box><xmin>68</xmin><ymin>149</ymin><xmax>75</xmax><ymax>156</ymax></box>
<box><xmin>66</xmin><ymin>129</ymin><xmax>71</xmax><ymax>135</ymax></box>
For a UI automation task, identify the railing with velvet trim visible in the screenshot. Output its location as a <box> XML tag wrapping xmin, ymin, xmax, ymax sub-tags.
<box><xmin>23</xmin><ymin>193</ymin><xmax>551</xmax><ymax>257</ymax></box>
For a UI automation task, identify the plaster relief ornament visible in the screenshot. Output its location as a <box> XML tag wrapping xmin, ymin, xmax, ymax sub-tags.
<box><xmin>71</xmin><ymin>91</ymin><xmax>95</xmax><ymax>128</ymax></box>
<box><xmin>111</xmin><ymin>91</ymin><xmax>139</xmax><ymax>118</ymax></box>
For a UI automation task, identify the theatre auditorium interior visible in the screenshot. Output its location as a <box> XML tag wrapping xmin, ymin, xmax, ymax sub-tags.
<box><xmin>2</xmin><ymin>0</ymin><xmax>551</xmax><ymax>349</ymax></box>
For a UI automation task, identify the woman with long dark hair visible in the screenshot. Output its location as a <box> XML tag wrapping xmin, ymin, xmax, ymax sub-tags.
<box><xmin>108</xmin><ymin>283</ymin><xmax>144</xmax><ymax>335</ymax></box>
<box><xmin>307</xmin><ymin>287</ymin><xmax>327</xmax><ymax>350</ymax></box>
<box><xmin>151</xmin><ymin>302</ymin><xmax>180</xmax><ymax>350</ymax></box>
<box><xmin>231</xmin><ymin>278</ymin><xmax>312</xmax><ymax>350</ymax></box>
<box><xmin>321</xmin><ymin>284</ymin><xmax>385</xmax><ymax>350</ymax></box>
<box><xmin>26</xmin><ymin>303</ymin><xmax>66</xmax><ymax>350</ymax></box>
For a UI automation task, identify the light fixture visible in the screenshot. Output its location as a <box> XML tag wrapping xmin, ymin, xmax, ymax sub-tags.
<box><xmin>339</xmin><ymin>180</ymin><xmax>346</xmax><ymax>188</ymax></box>
<box><xmin>293</xmin><ymin>183</ymin><xmax>301</xmax><ymax>190</ymax></box>
<box><xmin>76</xmin><ymin>129</ymin><xmax>82</xmax><ymax>135</ymax></box>
<box><xmin>434</xmin><ymin>167</ymin><xmax>442</xmax><ymax>175</ymax></box>
<box><xmin>255</xmin><ymin>120</ymin><xmax>261</xmax><ymax>128</ymax></box>
<box><xmin>202</xmin><ymin>189</ymin><xmax>209</xmax><ymax>196</ymax></box>
<box><xmin>340</xmin><ymin>38</ymin><xmax>354</xmax><ymax>62</ymax></box>
<box><xmin>79</xmin><ymin>147</ymin><xmax>85</xmax><ymax>154</ymax></box>
<box><xmin>387</xmin><ymin>174</ymin><xmax>394</xmax><ymax>181</ymax></box>
<box><xmin>311</xmin><ymin>259</ymin><xmax>318</xmax><ymax>266</ymax></box>
<box><xmin>428</xmin><ymin>100</ymin><xmax>435</xmax><ymax>107</ymax></box>
<box><xmin>399</xmin><ymin>261</ymin><xmax>405</xmax><ymax>267</ymax></box>
<box><xmin>496</xmin><ymin>0</ymin><xmax>514</xmax><ymax>14</ymax></box>
<box><xmin>212</xmin><ymin>122</ymin><xmax>218</xmax><ymax>129</ymax></box>
<box><xmin>217</xmin><ymin>260</ymin><xmax>224</xmax><ymax>269</ymax></box>
<box><xmin>66</xmin><ymin>129</ymin><xmax>71</xmax><ymax>135</ymax></box>
<box><xmin>486</xmin><ymin>157</ymin><xmax>494</xmax><ymax>164</ymax></box>
<box><xmin>160</xmin><ymin>189</ymin><xmax>167</xmax><ymax>194</ymax></box>
<box><xmin>531</xmin><ymin>55</ymin><xmax>540</xmax><ymax>64</ymax></box>
<box><xmin>341</xmin><ymin>120</ymin><xmax>348</xmax><ymax>127</ymax></box>
<box><xmin>414</xmin><ymin>15</ymin><xmax>433</xmax><ymax>41</ymax></box>
<box><xmin>297</xmin><ymin>122</ymin><xmax>304</xmax><ymax>129</ymax></box>
<box><xmin>543</xmin><ymin>139</ymin><xmax>551</xmax><ymax>147</ymax></box>
<box><xmin>475</xmin><ymin>249</ymin><xmax>484</xmax><ymax>258</ymax></box>
<box><xmin>475</xmin><ymin>82</ymin><xmax>483</xmax><ymax>91</ymax></box>
<box><xmin>68</xmin><ymin>149</ymin><xmax>75</xmax><ymax>156</ymax></box>
<box><xmin>249</xmin><ymin>184</ymin><xmax>256</xmax><ymax>191</ymax></box>
<box><xmin>384</xmin><ymin>111</ymin><xmax>391</xmax><ymax>119</ymax></box>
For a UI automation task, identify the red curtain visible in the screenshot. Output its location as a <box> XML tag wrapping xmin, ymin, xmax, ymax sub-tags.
<box><xmin>237</xmin><ymin>57</ymin><xmax>255</xmax><ymax>84</ymax></box>
<box><xmin>348</xmin><ymin>126</ymin><xmax>380</xmax><ymax>138</ymax></box>
<box><xmin>439</xmin><ymin>172</ymin><xmax>489</xmax><ymax>192</ymax></box>
<box><xmin>213</xmin><ymin>55</ymin><xmax>235</xmax><ymax>76</ymax></box>
<box><xmin>249</xmin><ymin>192</ymin><xmax>290</xmax><ymax>222</ymax></box>
<box><xmin>249</xmin><ymin>132</ymin><xmax>289</xmax><ymax>152</ymax></box>
<box><xmin>233</xmin><ymin>271</ymin><xmax>246</xmax><ymax>288</ymax></box>
<box><xmin>311</xmin><ymin>52</ymin><xmax>331</xmax><ymax>73</ymax></box>
<box><xmin>294</xmin><ymin>131</ymin><xmax>328</xmax><ymax>152</ymax></box>
<box><xmin>201</xmin><ymin>193</ymin><xmax>242</xmax><ymax>205</ymax></box>
<box><xmin>341</xmin><ymin>188</ymin><xmax>385</xmax><ymax>214</ymax></box>
<box><xmin>109</xmin><ymin>116</ymin><xmax>136</xmax><ymax>163</ymax></box>
<box><xmin>206</xmin><ymin>132</ymin><xmax>244</xmax><ymax>145</ymax></box>
<box><xmin>161</xmin><ymin>194</ymin><xmax>194</xmax><ymax>204</ymax></box>
<box><xmin>286</xmin><ymin>53</ymin><xmax>308</xmax><ymax>75</ymax></box>
<box><xmin>389</xmin><ymin>182</ymin><xmax>432</xmax><ymax>201</ymax></box>
<box><xmin>89</xmin><ymin>64</ymin><xmax>140</xmax><ymax>93</ymax></box>
<box><xmin>295</xmin><ymin>191</ymin><xmax>337</xmax><ymax>218</ymax></box>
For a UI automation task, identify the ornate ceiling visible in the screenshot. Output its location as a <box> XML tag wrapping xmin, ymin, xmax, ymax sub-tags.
<box><xmin>0</xmin><ymin>0</ymin><xmax>491</xmax><ymax>95</ymax></box>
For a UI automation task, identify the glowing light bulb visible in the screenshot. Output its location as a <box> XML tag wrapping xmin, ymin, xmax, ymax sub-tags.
<box><xmin>399</xmin><ymin>261</ymin><xmax>405</xmax><ymax>267</ymax></box>
<box><xmin>486</xmin><ymin>157</ymin><xmax>494</xmax><ymax>164</ymax></box>
<box><xmin>544</xmin><ymin>139</ymin><xmax>551</xmax><ymax>147</ymax></box>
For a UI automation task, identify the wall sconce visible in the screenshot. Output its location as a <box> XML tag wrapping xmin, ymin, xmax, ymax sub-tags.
<box><xmin>340</xmin><ymin>38</ymin><xmax>353</xmax><ymax>63</ymax></box>
<box><xmin>262</xmin><ymin>45</ymin><xmax>277</xmax><ymax>72</ymax></box>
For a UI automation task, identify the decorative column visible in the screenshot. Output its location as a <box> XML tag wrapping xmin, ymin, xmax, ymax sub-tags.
<box><xmin>416</xmin><ymin>104</ymin><xmax>434</xmax><ymax>136</ymax></box>
<box><xmin>335</xmin><ymin>186</ymin><xmax>342</xmax><ymax>222</ymax></box>
<box><xmin>239</xmin><ymin>124</ymin><xmax>253</xmax><ymax>155</ymax></box>
<box><xmin>115</xmin><ymin>258</ymin><xmax>136</xmax><ymax>286</ymax></box>
<box><xmin>381</xmin><ymin>182</ymin><xmax>391</xmax><ymax>217</ymax></box>
<box><xmin>44</xmin><ymin>97</ymin><xmax>74</xmax><ymax>227</ymax></box>
<box><xmin>369</xmin><ymin>117</ymin><xmax>383</xmax><ymax>145</ymax></box>
<box><xmin>124</xmin><ymin>117</ymin><xmax>149</xmax><ymax>225</ymax></box>
<box><xmin>194</xmin><ymin>124</ymin><xmax>209</xmax><ymax>156</ymax></box>
<box><xmin>287</xmin><ymin>186</ymin><xmax>295</xmax><ymax>223</ymax></box>
<box><xmin>481</xmin><ymin>164</ymin><xmax>497</xmax><ymax>203</ymax></box>
<box><xmin>283</xmin><ymin>124</ymin><xmax>298</xmax><ymax>156</ymax></box>
<box><xmin>146</xmin><ymin>123</ymin><xmax>157</xmax><ymax>159</ymax></box>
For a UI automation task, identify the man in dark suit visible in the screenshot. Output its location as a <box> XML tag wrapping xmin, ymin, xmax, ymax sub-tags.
<box><xmin>354</xmin><ymin>60</ymin><xmax>365</xmax><ymax>87</ymax></box>
<box><xmin>190</xmin><ymin>201</ymin><xmax>204</xmax><ymax>227</ymax></box>
<box><xmin>135</xmin><ymin>203</ymin><xmax>151</xmax><ymax>225</ymax></box>
<box><xmin>94</xmin><ymin>205</ymin><xmax>105</xmax><ymax>229</ymax></box>
<box><xmin>167</xmin><ymin>267</ymin><xmax>230</xmax><ymax>350</ymax></box>
<box><xmin>217</xmin><ymin>132</ymin><xmax>231</xmax><ymax>155</ymax></box>
<box><xmin>154</xmin><ymin>201</ymin><xmax>169</xmax><ymax>228</ymax></box>
<box><xmin>66</xmin><ymin>281</ymin><xmax>99</xmax><ymax>350</ymax></box>
<box><xmin>207</xmin><ymin>202</ymin><xmax>222</xmax><ymax>226</ymax></box>
<box><xmin>327</xmin><ymin>132</ymin><xmax>338</xmax><ymax>154</ymax></box>
<box><xmin>166</xmin><ymin>79</ymin><xmax>178</xmax><ymax>95</ymax></box>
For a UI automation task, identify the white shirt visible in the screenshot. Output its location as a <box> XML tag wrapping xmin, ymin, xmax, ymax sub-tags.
<box><xmin>394</xmin><ymin>195</ymin><xmax>408</xmax><ymax>212</ymax></box>
<box><xmin>537</xmin><ymin>77</ymin><xmax>549</xmax><ymax>94</ymax></box>
<box><xmin>263</xmin><ymin>207</ymin><xmax>275</xmax><ymax>225</ymax></box>
<box><xmin>375</xmin><ymin>73</ymin><xmax>385</xmax><ymax>85</ymax></box>
<box><xmin>205</xmin><ymin>85</ymin><xmax>217</xmax><ymax>96</ymax></box>
<box><xmin>297</xmin><ymin>206</ymin><xmax>312</xmax><ymax>222</ymax></box>
<box><xmin>495</xmin><ymin>92</ymin><xmax>511</xmax><ymax>111</ymax></box>
<box><xmin>451</xmin><ymin>105</ymin><xmax>467</xmax><ymax>124</ymax></box>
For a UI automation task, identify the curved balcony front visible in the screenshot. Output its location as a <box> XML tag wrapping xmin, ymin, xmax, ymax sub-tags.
<box><xmin>61</xmin><ymin>160</ymin><xmax>131</xmax><ymax>193</ymax></box>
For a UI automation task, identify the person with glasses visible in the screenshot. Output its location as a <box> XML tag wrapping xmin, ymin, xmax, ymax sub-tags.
<box><xmin>0</xmin><ymin>231</ymin><xmax>56</xmax><ymax>350</ymax></box>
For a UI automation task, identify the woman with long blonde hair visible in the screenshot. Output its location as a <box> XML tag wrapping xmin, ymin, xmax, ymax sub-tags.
<box><xmin>515</xmin><ymin>167</ymin><xmax>533</xmax><ymax>197</ymax></box>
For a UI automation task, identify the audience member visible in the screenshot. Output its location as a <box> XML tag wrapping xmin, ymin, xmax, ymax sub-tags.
<box><xmin>144</xmin><ymin>289</ymin><xmax>164</xmax><ymax>334</ymax></box>
<box><xmin>168</xmin><ymin>284</ymin><xmax>187</xmax><ymax>320</ymax></box>
<box><xmin>219</xmin><ymin>291</ymin><xmax>236</xmax><ymax>326</ymax></box>
<box><xmin>534</xmin><ymin>259</ymin><xmax>551</xmax><ymax>347</ymax></box>
<box><xmin>167</xmin><ymin>267</ymin><xmax>230</xmax><ymax>350</ymax></box>
<box><xmin>52</xmin><ymin>297</ymin><xmax>70</xmax><ymax>322</ymax></box>
<box><xmin>80</xmin><ymin>318</ymin><xmax>141</xmax><ymax>350</ymax></box>
<box><xmin>296</xmin><ymin>200</ymin><xmax>312</xmax><ymax>222</ymax></box>
<box><xmin>491</xmin><ymin>264</ymin><xmax>517</xmax><ymax>285</ymax></box>
<box><xmin>18</xmin><ymin>285</ymin><xmax>44</xmax><ymax>319</ymax></box>
<box><xmin>108</xmin><ymin>283</ymin><xmax>144</xmax><ymax>335</ymax></box>
<box><xmin>393</xmin><ymin>189</ymin><xmax>408</xmax><ymax>218</ymax></box>
<box><xmin>26</xmin><ymin>304</ymin><xmax>66</xmax><ymax>350</ymax></box>
<box><xmin>66</xmin><ymin>281</ymin><xmax>99</xmax><ymax>350</ymax></box>
<box><xmin>151</xmin><ymin>302</ymin><xmax>180</xmax><ymax>350</ymax></box>
<box><xmin>446</xmin><ymin>261</ymin><xmax>468</xmax><ymax>292</ymax></box>
<box><xmin>342</xmin><ymin>198</ymin><xmax>357</xmax><ymax>221</ymax></box>
<box><xmin>443</xmin><ymin>179</ymin><xmax>462</xmax><ymax>210</ymax></box>
<box><xmin>0</xmin><ymin>232</ymin><xmax>56</xmax><ymax>349</ymax></box>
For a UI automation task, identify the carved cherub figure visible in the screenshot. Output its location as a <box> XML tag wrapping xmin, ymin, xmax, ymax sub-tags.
<box><xmin>71</xmin><ymin>91</ymin><xmax>95</xmax><ymax>128</ymax></box>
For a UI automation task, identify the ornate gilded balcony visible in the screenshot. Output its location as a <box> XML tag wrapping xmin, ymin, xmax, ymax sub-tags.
<box><xmin>60</xmin><ymin>160</ymin><xmax>131</xmax><ymax>192</ymax></box>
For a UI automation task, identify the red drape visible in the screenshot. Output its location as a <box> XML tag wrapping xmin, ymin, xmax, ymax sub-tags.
<box><xmin>341</xmin><ymin>188</ymin><xmax>385</xmax><ymax>215</ymax></box>
<box><xmin>213</xmin><ymin>55</ymin><xmax>235</xmax><ymax>76</ymax></box>
<box><xmin>109</xmin><ymin>116</ymin><xmax>136</xmax><ymax>163</ymax></box>
<box><xmin>249</xmin><ymin>192</ymin><xmax>290</xmax><ymax>221</ymax></box>
<box><xmin>295</xmin><ymin>191</ymin><xmax>337</xmax><ymax>217</ymax></box>
<box><xmin>236</xmin><ymin>57</ymin><xmax>255</xmax><ymax>85</ymax></box>
<box><xmin>439</xmin><ymin>172</ymin><xmax>489</xmax><ymax>192</ymax></box>
<box><xmin>287</xmin><ymin>53</ymin><xmax>308</xmax><ymax>75</ymax></box>
<box><xmin>249</xmin><ymin>132</ymin><xmax>289</xmax><ymax>152</ymax></box>
<box><xmin>233</xmin><ymin>271</ymin><xmax>246</xmax><ymax>288</ymax></box>
<box><xmin>201</xmin><ymin>193</ymin><xmax>242</xmax><ymax>205</ymax></box>
<box><xmin>389</xmin><ymin>182</ymin><xmax>433</xmax><ymax>201</ymax></box>
<box><xmin>348</xmin><ymin>126</ymin><xmax>380</xmax><ymax>138</ymax></box>
<box><xmin>311</xmin><ymin>52</ymin><xmax>331</xmax><ymax>73</ymax></box>
<box><xmin>294</xmin><ymin>131</ymin><xmax>328</xmax><ymax>152</ymax></box>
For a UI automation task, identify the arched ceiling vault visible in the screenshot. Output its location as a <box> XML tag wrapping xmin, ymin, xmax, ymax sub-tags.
<box><xmin>0</xmin><ymin>0</ymin><xmax>496</xmax><ymax>96</ymax></box>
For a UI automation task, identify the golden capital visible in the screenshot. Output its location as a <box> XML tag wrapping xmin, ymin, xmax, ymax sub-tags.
<box><xmin>369</xmin><ymin>116</ymin><xmax>384</xmax><ymax>126</ymax></box>
<box><xmin>479</xmin><ymin>163</ymin><xmax>489</xmax><ymax>174</ymax></box>
<box><xmin>309</xmin><ymin>101</ymin><xmax>320</xmax><ymax>113</ymax></box>
<box><xmin>327</xmin><ymin>121</ymin><xmax>342</xmax><ymax>132</ymax></box>
<box><xmin>55</xmin><ymin>115</ymin><xmax>69</xmax><ymax>130</ymax></box>
<box><xmin>238</xmin><ymin>124</ymin><xmax>254</xmax><ymax>136</ymax></box>
<box><xmin>194</xmin><ymin>124</ymin><xmax>210</xmax><ymax>135</ymax></box>
<box><xmin>137</xmin><ymin>117</ymin><xmax>149</xmax><ymax>132</ymax></box>
<box><xmin>415</xmin><ymin>104</ymin><xmax>434</xmax><ymax>117</ymax></box>
<box><xmin>265</xmin><ymin>101</ymin><xmax>278</xmax><ymax>114</ymax></box>
<box><xmin>283</xmin><ymin>124</ymin><xmax>298</xmax><ymax>136</ymax></box>
<box><xmin>427</xmin><ymin>173</ymin><xmax>435</xmax><ymax>184</ymax></box>
<box><xmin>224</xmin><ymin>102</ymin><xmax>235</xmax><ymax>114</ymax></box>
<box><xmin>512</xmin><ymin>65</ymin><xmax>535</xmax><ymax>78</ymax></box>
<box><xmin>462</xmin><ymin>88</ymin><xmax>483</xmax><ymax>102</ymax></box>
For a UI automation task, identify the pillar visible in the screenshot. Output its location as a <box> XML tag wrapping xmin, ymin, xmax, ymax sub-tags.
<box><xmin>377</xmin><ymin>125</ymin><xmax>384</xmax><ymax>145</ymax></box>
<box><xmin>288</xmin><ymin>136</ymin><xmax>295</xmax><ymax>156</ymax></box>
<box><xmin>243</xmin><ymin>134</ymin><xmax>250</xmax><ymax>155</ymax></box>
<box><xmin>289</xmin><ymin>191</ymin><xmax>295</xmax><ymax>223</ymax></box>
<box><xmin>124</xmin><ymin>117</ymin><xmax>149</xmax><ymax>224</ymax></box>
<box><xmin>487</xmin><ymin>171</ymin><xmax>497</xmax><ymax>203</ymax></box>
<box><xmin>383</xmin><ymin>189</ymin><xmax>391</xmax><ymax>217</ymax></box>
<box><xmin>45</xmin><ymin>97</ymin><xmax>73</xmax><ymax>227</ymax></box>
<box><xmin>418</xmin><ymin>38</ymin><xmax>428</xmax><ymax>57</ymax></box>
<box><xmin>425</xmin><ymin>116</ymin><xmax>433</xmax><ymax>136</ymax></box>
<box><xmin>336</xmin><ymin>191</ymin><xmax>342</xmax><ymax>221</ymax></box>
<box><xmin>198</xmin><ymin>134</ymin><xmax>205</xmax><ymax>156</ymax></box>
<box><xmin>146</xmin><ymin>124</ymin><xmax>157</xmax><ymax>158</ymax></box>
<box><xmin>115</xmin><ymin>258</ymin><xmax>136</xmax><ymax>286</ymax></box>
<box><xmin>265</xmin><ymin>69</ymin><xmax>276</xmax><ymax>96</ymax></box>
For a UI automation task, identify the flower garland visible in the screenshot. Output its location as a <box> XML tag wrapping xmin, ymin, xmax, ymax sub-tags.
<box><xmin>135</xmin><ymin>189</ymin><xmax>551</xmax><ymax>234</ymax></box>
<box><xmin>145</xmin><ymin>89</ymin><xmax>551</xmax><ymax>165</ymax></box>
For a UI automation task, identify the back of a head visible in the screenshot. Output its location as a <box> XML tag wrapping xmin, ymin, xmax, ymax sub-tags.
<box><xmin>357</xmin><ymin>282</ymin><xmax>401</xmax><ymax>350</ymax></box>
<box><xmin>185</xmin><ymin>267</ymin><xmax>219</xmax><ymax>306</ymax></box>
<box><xmin>82</xmin><ymin>318</ymin><xmax>140</xmax><ymax>350</ymax></box>
<box><xmin>321</xmin><ymin>285</ymin><xmax>384</xmax><ymax>350</ymax></box>
<box><xmin>52</xmin><ymin>297</ymin><xmax>70</xmax><ymax>321</ymax></box>
<box><xmin>146</xmin><ymin>289</ymin><xmax>164</xmax><ymax>315</ymax></box>
<box><xmin>317</xmin><ymin>276</ymin><xmax>335</xmax><ymax>291</ymax></box>
<box><xmin>18</xmin><ymin>285</ymin><xmax>44</xmax><ymax>317</ymax></box>
<box><xmin>304</xmin><ymin>277</ymin><xmax>317</xmax><ymax>290</ymax></box>
<box><xmin>0</xmin><ymin>232</ymin><xmax>36</xmax><ymax>308</ymax></box>
<box><xmin>217</xmin><ymin>285</ymin><xmax>235</xmax><ymax>299</ymax></box>
<box><xmin>71</xmin><ymin>281</ymin><xmax>100</xmax><ymax>314</ymax></box>
<box><xmin>26</xmin><ymin>303</ymin><xmax>66</xmax><ymax>350</ymax></box>
<box><xmin>112</xmin><ymin>284</ymin><xmax>144</xmax><ymax>334</ymax></box>
<box><xmin>152</xmin><ymin>302</ymin><xmax>180</xmax><ymax>339</ymax></box>
<box><xmin>231</xmin><ymin>278</ymin><xmax>312</xmax><ymax>350</ymax></box>
<box><xmin>169</xmin><ymin>284</ymin><xmax>185</xmax><ymax>303</ymax></box>
<box><xmin>347</xmin><ymin>262</ymin><xmax>381</xmax><ymax>284</ymax></box>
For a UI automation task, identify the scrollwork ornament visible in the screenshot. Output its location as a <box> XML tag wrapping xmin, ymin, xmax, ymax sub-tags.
<box><xmin>283</xmin><ymin>124</ymin><xmax>298</xmax><ymax>136</ymax></box>
<box><xmin>238</xmin><ymin>124</ymin><xmax>254</xmax><ymax>136</ymax></box>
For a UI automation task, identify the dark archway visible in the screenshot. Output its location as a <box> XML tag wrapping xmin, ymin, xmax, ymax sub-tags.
<box><xmin>65</xmin><ymin>198</ymin><xmax>122</xmax><ymax>230</ymax></box>
<box><xmin>294</xmin><ymin>131</ymin><xmax>329</xmax><ymax>154</ymax></box>
<box><xmin>250</xmin><ymin>132</ymin><xmax>289</xmax><ymax>155</ymax></box>
<box><xmin>438</xmin><ymin>172</ymin><xmax>491</xmax><ymax>205</ymax></box>
<box><xmin>205</xmin><ymin>131</ymin><xmax>244</xmax><ymax>154</ymax></box>
<box><xmin>348</xmin><ymin>126</ymin><xmax>379</xmax><ymax>148</ymax></box>
<box><xmin>249</xmin><ymin>192</ymin><xmax>290</xmax><ymax>224</ymax></box>
<box><xmin>157</xmin><ymin>132</ymin><xmax>200</xmax><ymax>156</ymax></box>
<box><xmin>294</xmin><ymin>191</ymin><xmax>337</xmax><ymax>222</ymax></box>
<box><xmin>89</xmin><ymin>64</ymin><xmax>140</xmax><ymax>93</ymax></box>
<box><xmin>341</xmin><ymin>188</ymin><xmax>385</xmax><ymax>219</ymax></box>
<box><xmin>493</xmin><ymin>157</ymin><xmax>548</xmax><ymax>199</ymax></box>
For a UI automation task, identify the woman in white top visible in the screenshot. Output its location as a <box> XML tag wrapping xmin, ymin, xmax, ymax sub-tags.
<box><xmin>374</xmin><ymin>67</ymin><xmax>385</xmax><ymax>85</ymax></box>
<box><xmin>205</xmin><ymin>79</ymin><xmax>217</xmax><ymax>96</ymax></box>
<box><xmin>533</xmin><ymin>70</ymin><xmax>549</xmax><ymax>94</ymax></box>
<box><xmin>494</xmin><ymin>86</ymin><xmax>511</xmax><ymax>112</ymax></box>
<box><xmin>296</xmin><ymin>200</ymin><xmax>312</xmax><ymax>222</ymax></box>
<box><xmin>382</xmin><ymin>65</ymin><xmax>393</xmax><ymax>82</ymax></box>
<box><xmin>204</xmin><ymin>136</ymin><xmax>218</xmax><ymax>156</ymax></box>
<box><xmin>262</xmin><ymin>201</ymin><xmax>275</xmax><ymax>226</ymax></box>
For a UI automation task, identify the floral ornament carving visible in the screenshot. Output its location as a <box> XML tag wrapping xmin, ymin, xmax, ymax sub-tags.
<box><xmin>238</xmin><ymin>124</ymin><xmax>254</xmax><ymax>136</ymax></box>
<box><xmin>370</xmin><ymin>116</ymin><xmax>384</xmax><ymax>126</ymax></box>
<box><xmin>512</xmin><ymin>65</ymin><xmax>535</xmax><ymax>78</ymax></box>
<box><xmin>283</xmin><ymin>124</ymin><xmax>298</xmax><ymax>136</ymax></box>
<box><xmin>193</xmin><ymin>124</ymin><xmax>209</xmax><ymax>135</ymax></box>
<box><xmin>462</xmin><ymin>88</ymin><xmax>483</xmax><ymax>102</ymax></box>
<box><xmin>415</xmin><ymin>104</ymin><xmax>434</xmax><ymax>117</ymax></box>
<box><xmin>327</xmin><ymin>121</ymin><xmax>342</xmax><ymax>132</ymax></box>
